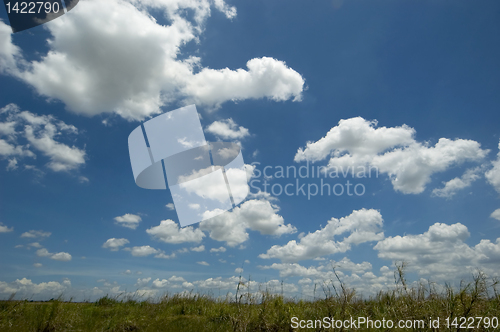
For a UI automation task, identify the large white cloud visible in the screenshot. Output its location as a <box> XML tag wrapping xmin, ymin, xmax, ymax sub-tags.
<box><xmin>0</xmin><ymin>104</ymin><xmax>85</xmax><ymax>173</ymax></box>
<box><xmin>199</xmin><ymin>199</ymin><xmax>296</xmax><ymax>247</ymax></box>
<box><xmin>2</xmin><ymin>0</ymin><xmax>304</xmax><ymax>121</ymax></box>
<box><xmin>374</xmin><ymin>222</ymin><xmax>500</xmax><ymax>279</ymax></box>
<box><xmin>146</xmin><ymin>219</ymin><xmax>205</xmax><ymax>244</ymax></box>
<box><xmin>295</xmin><ymin>117</ymin><xmax>488</xmax><ymax>194</ymax></box>
<box><xmin>259</xmin><ymin>209</ymin><xmax>384</xmax><ymax>262</ymax></box>
<box><xmin>182</xmin><ymin>57</ymin><xmax>304</xmax><ymax>109</ymax></box>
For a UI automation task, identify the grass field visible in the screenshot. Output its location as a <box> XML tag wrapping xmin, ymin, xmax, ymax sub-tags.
<box><xmin>1</xmin><ymin>266</ymin><xmax>499</xmax><ymax>331</ymax></box>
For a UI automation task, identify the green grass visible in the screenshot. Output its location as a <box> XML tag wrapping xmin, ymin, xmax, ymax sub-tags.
<box><xmin>1</xmin><ymin>266</ymin><xmax>499</xmax><ymax>331</ymax></box>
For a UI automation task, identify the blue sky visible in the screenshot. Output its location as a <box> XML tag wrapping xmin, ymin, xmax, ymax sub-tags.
<box><xmin>1</xmin><ymin>0</ymin><xmax>499</xmax><ymax>301</ymax></box>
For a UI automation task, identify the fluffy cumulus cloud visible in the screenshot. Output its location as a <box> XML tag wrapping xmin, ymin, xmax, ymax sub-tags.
<box><xmin>183</xmin><ymin>57</ymin><xmax>304</xmax><ymax>109</ymax></box>
<box><xmin>485</xmin><ymin>140</ymin><xmax>500</xmax><ymax>193</ymax></box>
<box><xmin>0</xmin><ymin>223</ymin><xmax>13</xmax><ymax>233</ymax></box>
<box><xmin>0</xmin><ymin>104</ymin><xmax>85</xmax><ymax>173</ymax></box>
<box><xmin>206</xmin><ymin>118</ymin><xmax>250</xmax><ymax>140</ymax></box>
<box><xmin>102</xmin><ymin>238</ymin><xmax>130</xmax><ymax>251</ymax></box>
<box><xmin>199</xmin><ymin>199</ymin><xmax>296</xmax><ymax>247</ymax></box>
<box><xmin>374</xmin><ymin>222</ymin><xmax>500</xmax><ymax>279</ymax></box>
<box><xmin>0</xmin><ymin>278</ymin><xmax>70</xmax><ymax>300</ymax></box>
<box><xmin>432</xmin><ymin>167</ymin><xmax>483</xmax><ymax>198</ymax></box>
<box><xmin>0</xmin><ymin>0</ymin><xmax>304</xmax><ymax>121</ymax></box>
<box><xmin>146</xmin><ymin>219</ymin><xmax>205</xmax><ymax>244</ymax></box>
<box><xmin>295</xmin><ymin>117</ymin><xmax>488</xmax><ymax>194</ymax></box>
<box><xmin>259</xmin><ymin>209</ymin><xmax>384</xmax><ymax>262</ymax></box>
<box><xmin>114</xmin><ymin>214</ymin><xmax>142</xmax><ymax>230</ymax></box>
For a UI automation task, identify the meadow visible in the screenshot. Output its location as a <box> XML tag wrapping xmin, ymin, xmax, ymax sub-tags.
<box><xmin>1</xmin><ymin>265</ymin><xmax>499</xmax><ymax>331</ymax></box>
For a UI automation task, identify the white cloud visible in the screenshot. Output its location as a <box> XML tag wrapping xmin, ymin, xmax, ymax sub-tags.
<box><xmin>295</xmin><ymin>117</ymin><xmax>488</xmax><ymax>194</ymax></box>
<box><xmin>6</xmin><ymin>158</ymin><xmax>17</xmax><ymax>170</ymax></box>
<box><xmin>121</xmin><ymin>246</ymin><xmax>176</xmax><ymax>259</ymax></box>
<box><xmin>0</xmin><ymin>20</ymin><xmax>21</xmax><ymax>74</ymax></box>
<box><xmin>33</xmin><ymin>263</ymin><xmax>42</xmax><ymax>268</ymax></box>
<box><xmin>166</xmin><ymin>203</ymin><xmax>175</xmax><ymax>210</ymax></box>
<box><xmin>102</xmin><ymin>238</ymin><xmax>130</xmax><ymax>251</ymax></box>
<box><xmin>20</xmin><ymin>230</ymin><xmax>51</xmax><ymax>239</ymax></box>
<box><xmin>146</xmin><ymin>219</ymin><xmax>205</xmax><ymax>244</ymax></box>
<box><xmin>0</xmin><ymin>278</ymin><xmax>70</xmax><ymax>299</ymax></box>
<box><xmin>36</xmin><ymin>248</ymin><xmax>51</xmax><ymax>257</ymax></box>
<box><xmin>200</xmin><ymin>199</ymin><xmax>296</xmax><ymax>247</ymax></box>
<box><xmin>135</xmin><ymin>277</ymin><xmax>152</xmax><ymax>288</ymax></box>
<box><xmin>0</xmin><ymin>104</ymin><xmax>85</xmax><ymax>173</ymax></box>
<box><xmin>188</xmin><ymin>203</ymin><xmax>201</xmax><ymax>210</ymax></box>
<box><xmin>374</xmin><ymin>222</ymin><xmax>500</xmax><ymax>279</ymax></box>
<box><xmin>206</xmin><ymin>118</ymin><xmax>250</xmax><ymax>140</ymax></box>
<box><xmin>153</xmin><ymin>252</ymin><xmax>177</xmax><ymax>259</ymax></box>
<box><xmin>193</xmin><ymin>276</ymin><xmax>239</xmax><ymax>290</ymax></box>
<box><xmin>491</xmin><ymin>209</ymin><xmax>500</xmax><ymax>221</ymax></box>
<box><xmin>486</xmin><ymin>140</ymin><xmax>500</xmax><ymax>193</ymax></box>
<box><xmin>213</xmin><ymin>0</ymin><xmax>237</xmax><ymax>19</ymax></box>
<box><xmin>114</xmin><ymin>213</ymin><xmax>142</xmax><ymax>230</ymax></box>
<box><xmin>184</xmin><ymin>57</ymin><xmax>304</xmax><ymax>109</ymax></box>
<box><xmin>36</xmin><ymin>248</ymin><xmax>72</xmax><ymax>261</ymax></box>
<box><xmin>3</xmin><ymin>0</ymin><xmax>303</xmax><ymax>121</ymax></box>
<box><xmin>152</xmin><ymin>278</ymin><xmax>169</xmax><ymax>288</ymax></box>
<box><xmin>0</xmin><ymin>223</ymin><xmax>13</xmax><ymax>233</ymax></box>
<box><xmin>235</xmin><ymin>267</ymin><xmax>243</xmax><ymax>274</ymax></box>
<box><xmin>50</xmin><ymin>252</ymin><xmax>72</xmax><ymax>262</ymax></box>
<box><xmin>210</xmin><ymin>246</ymin><xmax>226</xmax><ymax>253</ymax></box>
<box><xmin>259</xmin><ymin>209</ymin><xmax>384</xmax><ymax>262</ymax></box>
<box><xmin>190</xmin><ymin>245</ymin><xmax>205</xmax><ymax>252</ymax></box>
<box><xmin>197</xmin><ymin>261</ymin><xmax>210</xmax><ymax>266</ymax></box>
<box><xmin>126</xmin><ymin>245</ymin><xmax>160</xmax><ymax>257</ymax></box>
<box><xmin>261</xmin><ymin>257</ymin><xmax>372</xmax><ymax>279</ymax></box>
<box><xmin>432</xmin><ymin>167</ymin><xmax>482</xmax><ymax>198</ymax></box>
<box><xmin>169</xmin><ymin>276</ymin><xmax>187</xmax><ymax>283</ymax></box>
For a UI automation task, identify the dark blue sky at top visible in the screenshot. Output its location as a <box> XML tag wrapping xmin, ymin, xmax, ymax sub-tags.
<box><xmin>0</xmin><ymin>0</ymin><xmax>499</xmax><ymax>293</ymax></box>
